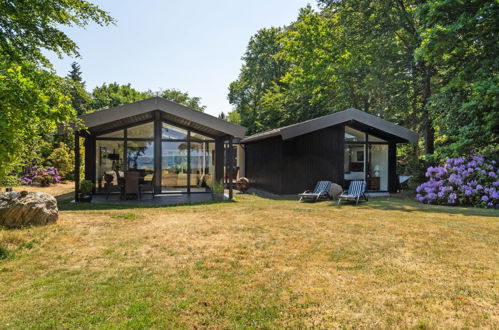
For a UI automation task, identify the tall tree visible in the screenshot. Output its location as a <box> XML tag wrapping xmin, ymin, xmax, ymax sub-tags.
<box><xmin>0</xmin><ymin>0</ymin><xmax>113</xmax><ymax>180</ymax></box>
<box><xmin>417</xmin><ymin>0</ymin><xmax>499</xmax><ymax>157</ymax></box>
<box><xmin>66</xmin><ymin>62</ymin><xmax>90</xmax><ymax>116</ymax></box>
<box><xmin>228</xmin><ymin>27</ymin><xmax>289</xmax><ymax>134</ymax></box>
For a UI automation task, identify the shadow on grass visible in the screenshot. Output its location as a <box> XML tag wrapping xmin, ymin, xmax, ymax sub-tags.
<box><xmin>59</xmin><ymin>199</ymin><xmax>235</xmax><ymax>211</ymax></box>
<box><xmin>342</xmin><ymin>197</ymin><xmax>499</xmax><ymax>218</ymax></box>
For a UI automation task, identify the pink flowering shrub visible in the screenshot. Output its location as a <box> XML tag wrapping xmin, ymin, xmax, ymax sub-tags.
<box><xmin>21</xmin><ymin>167</ymin><xmax>62</xmax><ymax>187</ymax></box>
<box><xmin>416</xmin><ymin>155</ymin><xmax>498</xmax><ymax>208</ymax></box>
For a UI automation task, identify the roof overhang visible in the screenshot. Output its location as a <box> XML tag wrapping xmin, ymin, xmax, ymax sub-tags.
<box><xmin>74</xmin><ymin>97</ymin><xmax>246</xmax><ymax>138</ymax></box>
<box><xmin>242</xmin><ymin>108</ymin><xmax>418</xmax><ymax>143</ymax></box>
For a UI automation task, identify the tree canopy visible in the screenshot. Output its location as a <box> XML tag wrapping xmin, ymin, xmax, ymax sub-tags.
<box><xmin>228</xmin><ymin>0</ymin><xmax>499</xmax><ymax>159</ymax></box>
<box><xmin>0</xmin><ymin>0</ymin><xmax>113</xmax><ymax>180</ymax></box>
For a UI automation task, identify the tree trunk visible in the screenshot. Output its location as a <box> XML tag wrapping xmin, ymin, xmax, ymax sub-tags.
<box><xmin>421</xmin><ymin>64</ymin><xmax>434</xmax><ymax>155</ymax></box>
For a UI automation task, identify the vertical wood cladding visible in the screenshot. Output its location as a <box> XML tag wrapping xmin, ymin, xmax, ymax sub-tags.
<box><xmin>281</xmin><ymin>125</ymin><xmax>344</xmax><ymax>194</ymax></box>
<box><xmin>244</xmin><ymin>125</ymin><xmax>344</xmax><ymax>194</ymax></box>
<box><xmin>245</xmin><ymin>136</ymin><xmax>283</xmax><ymax>193</ymax></box>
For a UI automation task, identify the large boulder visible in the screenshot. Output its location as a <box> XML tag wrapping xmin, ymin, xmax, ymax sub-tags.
<box><xmin>0</xmin><ymin>191</ymin><xmax>58</xmax><ymax>229</ymax></box>
<box><xmin>329</xmin><ymin>183</ymin><xmax>343</xmax><ymax>200</ymax></box>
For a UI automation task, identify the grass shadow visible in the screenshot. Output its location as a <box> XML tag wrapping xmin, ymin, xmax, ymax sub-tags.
<box><xmin>58</xmin><ymin>198</ymin><xmax>235</xmax><ymax>211</ymax></box>
<box><xmin>345</xmin><ymin>197</ymin><xmax>499</xmax><ymax>218</ymax></box>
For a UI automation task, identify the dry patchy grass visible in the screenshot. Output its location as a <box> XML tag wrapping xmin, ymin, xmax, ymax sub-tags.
<box><xmin>0</xmin><ymin>188</ymin><xmax>498</xmax><ymax>328</ymax></box>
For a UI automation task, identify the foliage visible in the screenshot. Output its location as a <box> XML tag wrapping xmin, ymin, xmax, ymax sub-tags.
<box><xmin>0</xmin><ymin>0</ymin><xmax>113</xmax><ymax>183</ymax></box>
<box><xmin>0</xmin><ymin>0</ymin><xmax>114</xmax><ymax>64</ymax></box>
<box><xmin>228</xmin><ymin>0</ymin><xmax>498</xmax><ymax>160</ymax></box>
<box><xmin>416</xmin><ymin>155</ymin><xmax>498</xmax><ymax>208</ymax></box>
<box><xmin>0</xmin><ymin>61</ymin><xmax>74</xmax><ymax>179</ymax></box>
<box><xmin>416</xmin><ymin>0</ymin><xmax>499</xmax><ymax>157</ymax></box>
<box><xmin>228</xmin><ymin>27</ymin><xmax>289</xmax><ymax>134</ymax></box>
<box><xmin>66</xmin><ymin>62</ymin><xmax>91</xmax><ymax>116</ymax></box>
<box><xmin>89</xmin><ymin>82</ymin><xmax>151</xmax><ymax>111</ymax></box>
<box><xmin>21</xmin><ymin>167</ymin><xmax>61</xmax><ymax>187</ymax></box>
<box><xmin>79</xmin><ymin>179</ymin><xmax>93</xmax><ymax>194</ymax></box>
<box><xmin>160</xmin><ymin>89</ymin><xmax>206</xmax><ymax>112</ymax></box>
<box><xmin>47</xmin><ymin>142</ymin><xmax>74</xmax><ymax>178</ymax></box>
<box><xmin>0</xmin><ymin>175</ymin><xmax>19</xmax><ymax>187</ymax></box>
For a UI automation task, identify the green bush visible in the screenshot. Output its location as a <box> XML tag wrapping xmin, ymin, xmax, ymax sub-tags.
<box><xmin>79</xmin><ymin>179</ymin><xmax>93</xmax><ymax>194</ymax></box>
<box><xmin>0</xmin><ymin>175</ymin><xmax>19</xmax><ymax>187</ymax></box>
<box><xmin>47</xmin><ymin>142</ymin><xmax>74</xmax><ymax>179</ymax></box>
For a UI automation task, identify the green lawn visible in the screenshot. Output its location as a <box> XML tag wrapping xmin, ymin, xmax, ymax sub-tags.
<box><xmin>0</xmin><ymin>186</ymin><xmax>498</xmax><ymax>328</ymax></box>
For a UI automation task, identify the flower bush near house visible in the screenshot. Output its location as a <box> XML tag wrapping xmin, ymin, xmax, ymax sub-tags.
<box><xmin>416</xmin><ymin>155</ymin><xmax>499</xmax><ymax>208</ymax></box>
<box><xmin>21</xmin><ymin>167</ymin><xmax>61</xmax><ymax>187</ymax></box>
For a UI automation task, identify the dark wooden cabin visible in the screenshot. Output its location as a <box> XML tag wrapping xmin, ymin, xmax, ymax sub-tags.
<box><xmin>242</xmin><ymin>108</ymin><xmax>418</xmax><ymax>194</ymax></box>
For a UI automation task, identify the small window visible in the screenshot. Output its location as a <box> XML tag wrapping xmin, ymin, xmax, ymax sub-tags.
<box><xmin>345</xmin><ymin>126</ymin><xmax>366</xmax><ymax>142</ymax></box>
<box><xmin>127</xmin><ymin>122</ymin><xmax>154</xmax><ymax>139</ymax></box>
<box><xmin>96</xmin><ymin>129</ymin><xmax>124</xmax><ymax>138</ymax></box>
<box><xmin>162</xmin><ymin>123</ymin><xmax>187</xmax><ymax>139</ymax></box>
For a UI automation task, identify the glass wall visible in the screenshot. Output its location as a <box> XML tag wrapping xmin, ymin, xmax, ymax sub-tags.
<box><xmin>190</xmin><ymin>141</ymin><xmax>215</xmax><ymax>192</ymax></box>
<box><xmin>127</xmin><ymin>140</ymin><xmax>154</xmax><ymax>181</ymax></box>
<box><xmin>344</xmin><ymin>126</ymin><xmax>389</xmax><ymax>191</ymax></box>
<box><xmin>161</xmin><ymin>141</ymin><xmax>189</xmax><ymax>193</ymax></box>
<box><xmin>95</xmin><ymin>140</ymin><xmax>124</xmax><ymax>192</ymax></box>
<box><xmin>94</xmin><ymin>120</ymin><xmax>217</xmax><ymax>195</ymax></box>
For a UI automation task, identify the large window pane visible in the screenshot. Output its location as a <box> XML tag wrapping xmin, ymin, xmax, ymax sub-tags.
<box><xmin>96</xmin><ymin>140</ymin><xmax>124</xmax><ymax>192</ymax></box>
<box><xmin>345</xmin><ymin>126</ymin><xmax>366</xmax><ymax>142</ymax></box>
<box><xmin>161</xmin><ymin>141</ymin><xmax>188</xmax><ymax>192</ymax></box>
<box><xmin>190</xmin><ymin>141</ymin><xmax>215</xmax><ymax>192</ymax></box>
<box><xmin>162</xmin><ymin>123</ymin><xmax>187</xmax><ymax>139</ymax></box>
<box><xmin>368</xmin><ymin>144</ymin><xmax>388</xmax><ymax>191</ymax></box>
<box><xmin>127</xmin><ymin>141</ymin><xmax>154</xmax><ymax>180</ymax></box>
<box><xmin>344</xmin><ymin>144</ymin><xmax>365</xmax><ymax>182</ymax></box>
<box><xmin>127</xmin><ymin>122</ymin><xmax>154</xmax><ymax>139</ymax></box>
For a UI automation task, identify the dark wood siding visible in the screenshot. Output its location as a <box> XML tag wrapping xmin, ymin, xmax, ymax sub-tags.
<box><xmin>245</xmin><ymin>137</ymin><xmax>283</xmax><ymax>193</ymax></box>
<box><xmin>388</xmin><ymin>142</ymin><xmax>398</xmax><ymax>193</ymax></box>
<box><xmin>281</xmin><ymin>125</ymin><xmax>344</xmax><ymax>194</ymax></box>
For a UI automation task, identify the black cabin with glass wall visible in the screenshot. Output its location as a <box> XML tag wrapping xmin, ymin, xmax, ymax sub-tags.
<box><xmin>242</xmin><ymin>108</ymin><xmax>418</xmax><ymax>195</ymax></box>
<box><xmin>74</xmin><ymin>97</ymin><xmax>247</xmax><ymax>198</ymax></box>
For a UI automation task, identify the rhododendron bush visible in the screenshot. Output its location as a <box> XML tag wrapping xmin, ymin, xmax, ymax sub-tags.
<box><xmin>416</xmin><ymin>155</ymin><xmax>498</xmax><ymax>208</ymax></box>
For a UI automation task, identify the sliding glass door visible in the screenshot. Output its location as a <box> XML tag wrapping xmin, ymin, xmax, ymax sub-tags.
<box><xmin>344</xmin><ymin>126</ymin><xmax>389</xmax><ymax>192</ymax></box>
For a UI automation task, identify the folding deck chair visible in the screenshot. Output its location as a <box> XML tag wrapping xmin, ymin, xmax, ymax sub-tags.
<box><xmin>298</xmin><ymin>181</ymin><xmax>332</xmax><ymax>202</ymax></box>
<box><xmin>337</xmin><ymin>180</ymin><xmax>368</xmax><ymax>206</ymax></box>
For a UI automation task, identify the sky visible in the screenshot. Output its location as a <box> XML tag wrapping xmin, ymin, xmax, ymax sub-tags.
<box><xmin>47</xmin><ymin>0</ymin><xmax>316</xmax><ymax>116</ymax></box>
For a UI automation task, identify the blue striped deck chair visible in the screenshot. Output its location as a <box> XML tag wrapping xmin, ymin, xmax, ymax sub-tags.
<box><xmin>337</xmin><ymin>180</ymin><xmax>368</xmax><ymax>206</ymax></box>
<box><xmin>298</xmin><ymin>181</ymin><xmax>332</xmax><ymax>202</ymax></box>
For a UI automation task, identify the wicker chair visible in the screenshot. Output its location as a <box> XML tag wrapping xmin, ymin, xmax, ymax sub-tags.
<box><xmin>124</xmin><ymin>171</ymin><xmax>140</xmax><ymax>200</ymax></box>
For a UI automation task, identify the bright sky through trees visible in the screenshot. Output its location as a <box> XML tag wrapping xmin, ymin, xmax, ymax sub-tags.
<box><xmin>46</xmin><ymin>0</ymin><xmax>315</xmax><ymax>116</ymax></box>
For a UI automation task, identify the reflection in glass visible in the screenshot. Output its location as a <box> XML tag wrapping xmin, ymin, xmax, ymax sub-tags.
<box><xmin>162</xmin><ymin>123</ymin><xmax>187</xmax><ymax>139</ymax></box>
<box><xmin>96</xmin><ymin>140</ymin><xmax>124</xmax><ymax>192</ymax></box>
<box><xmin>344</xmin><ymin>144</ymin><xmax>365</xmax><ymax>181</ymax></box>
<box><xmin>161</xmin><ymin>141</ymin><xmax>188</xmax><ymax>192</ymax></box>
<box><xmin>127</xmin><ymin>141</ymin><xmax>154</xmax><ymax>180</ymax></box>
<box><xmin>190</xmin><ymin>131</ymin><xmax>212</xmax><ymax>141</ymax></box>
<box><xmin>127</xmin><ymin>122</ymin><xmax>154</xmax><ymax>139</ymax></box>
<box><xmin>190</xmin><ymin>142</ymin><xmax>215</xmax><ymax>192</ymax></box>
<box><xmin>345</xmin><ymin>126</ymin><xmax>366</xmax><ymax>142</ymax></box>
<box><xmin>368</xmin><ymin>144</ymin><xmax>388</xmax><ymax>191</ymax></box>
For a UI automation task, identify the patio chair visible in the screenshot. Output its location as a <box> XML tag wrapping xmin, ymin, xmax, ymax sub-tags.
<box><xmin>298</xmin><ymin>180</ymin><xmax>332</xmax><ymax>202</ymax></box>
<box><xmin>337</xmin><ymin>180</ymin><xmax>368</xmax><ymax>206</ymax></box>
<box><xmin>124</xmin><ymin>171</ymin><xmax>140</xmax><ymax>200</ymax></box>
<box><xmin>140</xmin><ymin>172</ymin><xmax>155</xmax><ymax>199</ymax></box>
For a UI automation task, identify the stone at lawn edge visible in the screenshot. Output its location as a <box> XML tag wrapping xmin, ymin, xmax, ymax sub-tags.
<box><xmin>329</xmin><ymin>183</ymin><xmax>343</xmax><ymax>200</ymax></box>
<box><xmin>0</xmin><ymin>191</ymin><xmax>58</xmax><ymax>229</ymax></box>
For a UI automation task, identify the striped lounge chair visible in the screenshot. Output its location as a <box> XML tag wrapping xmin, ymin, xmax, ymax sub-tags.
<box><xmin>298</xmin><ymin>181</ymin><xmax>332</xmax><ymax>202</ymax></box>
<box><xmin>337</xmin><ymin>180</ymin><xmax>368</xmax><ymax>206</ymax></box>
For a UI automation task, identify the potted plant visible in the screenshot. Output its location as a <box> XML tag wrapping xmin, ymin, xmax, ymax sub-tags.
<box><xmin>78</xmin><ymin>179</ymin><xmax>93</xmax><ymax>202</ymax></box>
<box><xmin>211</xmin><ymin>181</ymin><xmax>225</xmax><ymax>201</ymax></box>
